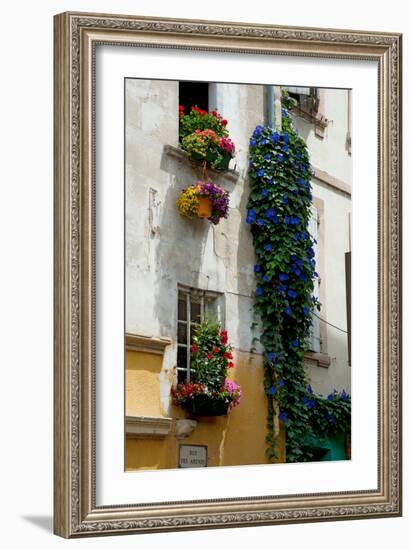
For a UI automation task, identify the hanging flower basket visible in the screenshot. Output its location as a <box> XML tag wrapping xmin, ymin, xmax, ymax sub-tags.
<box><xmin>178</xmin><ymin>106</ymin><xmax>236</xmax><ymax>172</ymax></box>
<box><xmin>176</xmin><ymin>179</ymin><xmax>229</xmax><ymax>225</ymax></box>
<box><xmin>171</xmin><ymin>320</ymin><xmax>242</xmax><ymax>417</ymax></box>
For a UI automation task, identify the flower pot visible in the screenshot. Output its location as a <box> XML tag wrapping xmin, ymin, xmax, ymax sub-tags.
<box><xmin>214</xmin><ymin>153</ymin><xmax>231</xmax><ymax>171</ymax></box>
<box><xmin>197</xmin><ymin>197</ymin><xmax>213</xmax><ymax>219</ymax></box>
<box><xmin>184</xmin><ymin>394</ymin><xmax>230</xmax><ymax>417</ymax></box>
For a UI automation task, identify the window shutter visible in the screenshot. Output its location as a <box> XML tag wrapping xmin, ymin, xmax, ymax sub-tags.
<box><xmin>308</xmin><ymin>205</ymin><xmax>321</xmax><ymax>352</ymax></box>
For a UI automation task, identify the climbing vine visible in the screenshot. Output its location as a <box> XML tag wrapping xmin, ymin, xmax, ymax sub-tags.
<box><xmin>247</xmin><ymin>92</ymin><xmax>351</xmax><ymax>463</ymax></box>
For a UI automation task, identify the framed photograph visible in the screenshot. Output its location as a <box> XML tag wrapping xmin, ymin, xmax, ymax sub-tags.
<box><xmin>54</xmin><ymin>11</ymin><xmax>402</xmax><ymax>538</ymax></box>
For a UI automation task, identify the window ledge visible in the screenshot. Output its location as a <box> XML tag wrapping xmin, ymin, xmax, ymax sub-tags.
<box><xmin>291</xmin><ymin>106</ymin><xmax>328</xmax><ymax>138</ymax></box>
<box><xmin>164</xmin><ymin>144</ymin><xmax>240</xmax><ymax>184</ymax></box>
<box><xmin>125</xmin><ymin>333</ymin><xmax>172</xmax><ymax>355</ymax></box>
<box><xmin>125</xmin><ymin>415</ymin><xmax>173</xmax><ymax>439</ymax></box>
<box><xmin>304</xmin><ymin>351</ymin><xmax>331</xmax><ymax>368</ymax></box>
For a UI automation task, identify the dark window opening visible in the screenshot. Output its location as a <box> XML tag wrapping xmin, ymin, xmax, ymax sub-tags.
<box><xmin>179</xmin><ymin>81</ymin><xmax>209</xmax><ymax>115</ymax></box>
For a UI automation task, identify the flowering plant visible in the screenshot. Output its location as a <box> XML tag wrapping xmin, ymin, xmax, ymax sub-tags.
<box><xmin>176</xmin><ymin>179</ymin><xmax>229</xmax><ymax>225</ymax></box>
<box><xmin>179</xmin><ymin>106</ymin><xmax>235</xmax><ymax>171</ymax></box>
<box><xmin>179</xmin><ymin>106</ymin><xmax>229</xmax><ymax>141</ymax></box>
<box><xmin>171</xmin><ymin>319</ymin><xmax>242</xmax><ymax>414</ymax></box>
<box><xmin>247</xmin><ymin>90</ymin><xmax>350</xmax><ymax>462</ymax></box>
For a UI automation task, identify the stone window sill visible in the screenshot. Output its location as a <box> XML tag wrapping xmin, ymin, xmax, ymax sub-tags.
<box><xmin>125</xmin><ymin>415</ymin><xmax>173</xmax><ymax>439</ymax></box>
<box><xmin>304</xmin><ymin>351</ymin><xmax>331</xmax><ymax>369</ymax></box>
<box><xmin>164</xmin><ymin>144</ymin><xmax>240</xmax><ymax>184</ymax></box>
<box><xmin>125</xmin><ymin>333</ymin><xmax>172</xmax><ymax>355</ymax></box>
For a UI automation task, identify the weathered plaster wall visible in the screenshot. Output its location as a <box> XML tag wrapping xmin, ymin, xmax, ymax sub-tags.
<box><xmin>126</xmin><ymin>349</ymin><xmax>285</xmax><ymax>469</ymax></box>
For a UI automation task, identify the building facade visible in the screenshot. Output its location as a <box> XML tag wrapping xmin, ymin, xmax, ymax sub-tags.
<box><xmin>124</xmin><ymin>79</ymin><xmax>351</xmax><ymax>469</ymax></box>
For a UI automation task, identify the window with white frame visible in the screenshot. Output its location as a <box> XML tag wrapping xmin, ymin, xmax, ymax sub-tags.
<box><xmin>176</xmin><ymin>285</ymin><xmax>224</xmax><ymax>383</ymax></box>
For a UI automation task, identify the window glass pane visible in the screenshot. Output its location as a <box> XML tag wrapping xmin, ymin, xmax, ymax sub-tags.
<box><xmin>177</xmin><ymin>369</ymin><xmax>187</xmax><ymax>384</ymax></box>
<box><xmin>190</xmin><ymin>300</ymin><xmax>201</xmax><ymax>323</ymax></box>
<box><xmin>178</xmin><ymin>298</ymin><xmax>187</xmax><ymax>321</ymax></box>
<box><xmin>177</xmin><ymin>322</ymin><xmax>187</xmax><ymax>344</ymax></box>
<box><xmin>177</xmin><ymin>346</ymin><xmax>187</xmax><ymax>371</ymax></box>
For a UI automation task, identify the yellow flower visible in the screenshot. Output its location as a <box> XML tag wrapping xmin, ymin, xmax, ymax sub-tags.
<box><xmin>177</xmin><ymin>186</ymin><xmax>200</xmax><ymax>218</ymax></box>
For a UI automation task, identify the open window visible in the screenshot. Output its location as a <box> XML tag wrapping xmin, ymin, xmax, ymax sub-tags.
<box><xmin>178</xmin><ymin>81</ymin><xmax>209</xmax><ymax>115</ymax></box>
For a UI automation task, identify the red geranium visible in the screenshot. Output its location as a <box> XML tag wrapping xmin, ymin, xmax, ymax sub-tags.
<box><xmin>220</xmin><ymin>330</ymin><xmax>228</xmax><ymax>344</ymax></box>
<box><xmin>178</xmin><ymin>105</ymin><xmax>185</xmax><ymax>116</ymax></box>
<box><xmin>221</xmin><ymin>119</ymin><xmax>228</xmax><ymax>126</ymax></box>
<box><xmin>191</xmin><ymin>344</ymin><xmax>198</xmax><ymax>353</ymax></box>
<box><xmin>224</xmin><ymin>352</ymin><xmax>233</xmax><ymax>360</ymax></box>
<box><xmin>228</xmin><ymin>362</ymin><xmax>234</xmax><ymax>369</ymax></box>
<box><xmin>213</xmin><ymin>346</ymin><xmax>220</xmax><ymax>353</ymax></box>
<box><xmin>207</xmin><ymin>353</ymin><xmax>213</xmax><ymax>360</ymax></box>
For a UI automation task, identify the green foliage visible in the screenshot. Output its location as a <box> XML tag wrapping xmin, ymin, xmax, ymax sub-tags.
<box><xmin>190</xmin><ymin>319</ymin><xmax>233</xmax><ymax>391</ymax></box>
<box><xmin>246</xmin><ymin>92</ymin><xmax>351</xmax><ymax>462</ymax></box>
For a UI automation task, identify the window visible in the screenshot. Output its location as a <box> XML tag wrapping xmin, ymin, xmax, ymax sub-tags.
<box><xmin>176</xmin><ymin>286</ymin><xmax>223</xmax><ymax>383</ymax></box>
<box><xmin>284</xmin><ymin>86</ymin><xmax>319</xmax><ymax>115</ymax></box>
<box><xmin>284</xmin><ymin>86</ymin><xmax>327</xmax><ymax>138</ymax></box>
<box><xmin>178</xmin><ymin>81</ymin><xmax>209</xmax><ymax>115</ymax></box>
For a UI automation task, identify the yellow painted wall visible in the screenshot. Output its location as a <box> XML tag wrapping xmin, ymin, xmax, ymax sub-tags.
<box><xmin>125</xmin><ymin>349</ymin><xmax>285</xmax><ymax>470</ymax></box>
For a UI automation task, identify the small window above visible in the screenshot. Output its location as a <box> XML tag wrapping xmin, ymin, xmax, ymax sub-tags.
<box><xmin>179</xmin><ymin>81</ymin><xmax>209</xmax><ymax>115</ymax></box>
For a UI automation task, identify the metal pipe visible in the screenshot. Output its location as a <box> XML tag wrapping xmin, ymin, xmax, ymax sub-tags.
<box><xmin>266</xmin><ymin>85</ymin><xmax>274</xmax><ymax>128</ymax></box>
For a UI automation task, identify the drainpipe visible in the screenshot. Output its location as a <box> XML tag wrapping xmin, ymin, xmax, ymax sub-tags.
<box><xmin>266</xmin><ymin>85</ymin><xmax>274</xmax><ymax>128</ymax></box>
<box><xmin>274</xmin><ymin>85</ymin><xmax>282</xmax><ymax>131</ymax></box>
<box><xmin>266</xmin><ymin>85</ymin><xmax>282</xmax><ymax>130</ymax></box>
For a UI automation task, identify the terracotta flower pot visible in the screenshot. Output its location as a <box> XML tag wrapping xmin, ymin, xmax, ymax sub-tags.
<box><xmin>197</xmin><ymin>196</ymin><xmax>213</xmax><ymax>218</ymax></box>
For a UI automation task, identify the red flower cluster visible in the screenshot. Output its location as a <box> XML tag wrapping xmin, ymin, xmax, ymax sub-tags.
<box><xmin>179</xmin><ymin>105</ymin><xmax>185</xmax><ymax>116</ymax></box>
<box><xmin>171</xmin><ymin>382</ymin><xmax>205</xmax><ymax>402</ymax></box>
<box><xmin>210</xmin><ymin>110</ymin><xmax>228</xmax><ymax>126</ymax></box>
<box><xmin>220</xmin><ymin>330</ymin><xmax>228</xmax><ymax>344</ymax></box>
<box><xmin>191</xmin><ymin>105</ymin><xmax>208</xmax><ymax>116</ymax></box>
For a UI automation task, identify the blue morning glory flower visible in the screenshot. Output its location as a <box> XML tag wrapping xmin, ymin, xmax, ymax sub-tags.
<box><xmin>339</xmin><ymin>390</ymin><xmax>350</xmax><ymax>401</ymax></box>
<box><xmin>292</xmin><ymin>339</ymin><xmax>299</xmax><ymax>348</ymax></box>
<box><xmin>278</xmin><ymin>411</ymin><xmax>288</xmax><ymax>422</ymax></box>
<box><xmin>288</xmin><ymin>289</ymin><xmax>298</xmax><ymax>299</ymax></box>
<box><xmin>246</xmin><ymin>209</ymin><xmax>257</xmax><ymax>224</ymax></box>
<box><xmin>281</xmin><ymin>109</ymin><xmax>288</xmax><ymax>118</ymax></box>
<box><xmin>264</xmin><ymin>153</ymin><xmax>271</xmax><ymax>161</ymax></box>
<box><xmin>261</xmin><ymin>138</ymin><xmax>268</xmax><ymax>145</ymax></box>
<box><xmin>291</xmin><ymin>216</ymin><xmax>300</xmax><ymax>225</ymax></box>
<box><xmin>266</xmin><ymin>177</ymin><xmax>274</xmax><ymax>185</ymax></box>
<box><xmin>253</xmin><ymin>125</ymin><xmax>264</xmax><ymax>137</ymax></box>
<box><xmin>270</xmin><ymin>131</ymin><xmax>280</xmax><ymax>144</ymax></box>
<box><xmin>292</xmin><ymin>188</ymin><xmax>299</xmax><ymax>195</ymax></box>
<box><xmin>290</xmin><ymin>254</ymin><xmax>297</xmax><ymax>262</ymax></box>
<box><xmin>281</xmin><ymin>196</ymin><xmax>288</xmax><ymax>205</ymax></box>
<box><xmin>307</xmin><ymin>248</ymin><xmax>315</xmax><ymax>258</ymax></box>
<box><xmin>299</xmin><ymin>273</ymin><xmax>308</xmax><ymax>282</ymax></box>
<box><xmin>257</xmin><ymin>168</ymin><xmax>265</xmax><ymax>177</ymax></box>
<box><xmin>262</xmin><ymin>275</ymin><xmax>269</xmax><ymax>283</ymax></box>
<box><xmin>277</xmin><ymin>154</ymin><xmax>284</xmax><ymax>162</ymax></box>
<box><xmin>327</xmin><ymin>392</ymin><xmax>336</xmax><ymax>401</ymax></box>
<box><xmin>256</xmin><ymin>287</ymin><xmax>264</xmax><ymax>296</ymax></box>
<box><xmin>267</xmin><ymin>352</ymin><xmax>275</xmax><ymax>362</ymax></box>
<box><xmin>297</xmin><ymin>178</ymin><xmax>305</xmax><ymax>185</ymax></box>
<box><xmin>279</xmin><ymin>273</ymin><xmax>289</xmax><ymax>281</ymax></box>
<box><xmin>278</xmin><ymin>284</ymin><xmax>287</xmax><ymax>293</ymax></box>
<box><xmin>250</xmin><ymin>138</ymin><xmax>257</xmax><ymax>146</ymax></box>
<box><xmin>284</xmin><ymin>306</ymin><xmax>293</xmax><ymax>316</ymax></box>
<box><xmin>260</xmin><ymin>188</ymin><xmax>269</xmax><ymax>197</ymax></box>
<box><xmin>284</xmin><ymin>215</ymin><xmax>291</xmax><ymax>225</ymax></box>
<box><xmin>293</xmin><ymin>233</ymin><xmax>299</xmax><ymax>241</ymax></box>
<box><xmin>257</xmin><ymin>218</ymin><xmax>265</xmax><ymax>226</ymax></box>
<box><xmin>265</xmin><ymin>244</ymin><xmax>273</xmax><ymax>252</ymax></box>
<box><xmin>254</xmin><ymin>264</ymin><xmax>261</xmax><ymax>273</ymax></box>
<box><xmin>267</xmin><ymin>386</ymin><xmax>277</xmax><ymax>395</ymax></box>
<box><xmin>281</xmin><ymin>144</ymin><xmax>289</xmax><ymax>152</ymax></box>
<box><xmin>303</xmin><ymin>306</ymin><xmax>310</xmax><ymax>315</ymax></box>
<box><xmin>265</xmin><ymin>208</ymin><xmax>278</xmax><ymax>223</ymax></box>
<box><xmin>294</xmin><ymin>268</ymin><xmax>301</xmax><ymax>277</ymax></box>
<box><xmin>301</xmin><ymin>231</ymin><xmax>308</xmax><ymax>240</ymax></box>
<box><xmin>307</xmin><ymin>384</ymin><xmax>314</xmax><ymax>394</ymax></box>
<box><xmin>278</xmin><ymin>379</ymin><xmax>285</xmax><ymax>387</ymax></box>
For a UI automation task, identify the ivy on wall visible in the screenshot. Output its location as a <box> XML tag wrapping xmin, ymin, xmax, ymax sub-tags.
<box><xmin>247</xmin><ymin>92</ymin><xmax>351</xmax><ymax>463</ymax></box>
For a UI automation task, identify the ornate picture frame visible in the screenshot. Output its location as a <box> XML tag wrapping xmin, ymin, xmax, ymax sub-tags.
<box><xmin>53</xmin><ymin>11</ymin><xmax>402</xmax><ymax>537</ymax></box>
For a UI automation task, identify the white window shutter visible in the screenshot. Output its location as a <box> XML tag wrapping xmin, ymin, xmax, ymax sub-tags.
<box><xmin>308</xmin><ymin>205</ymin><xmax>321</xmax><ymax>352</ymax></box>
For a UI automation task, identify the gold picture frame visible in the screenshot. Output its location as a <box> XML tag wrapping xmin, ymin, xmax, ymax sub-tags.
<box><xmin>53</xmin><ymin>11</ymin><xmax>402</xmax><ymax>537</ymax></box>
